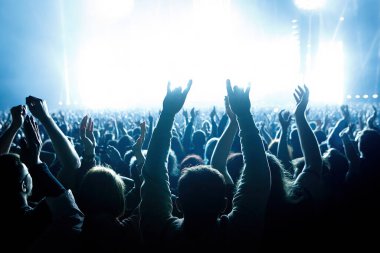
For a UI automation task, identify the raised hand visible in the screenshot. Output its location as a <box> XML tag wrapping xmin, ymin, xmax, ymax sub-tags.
<box><xmin>340</xmin><ymin>105</ymin><xmax>350</xmax><ymax>121</ymax></box>
<box><xmin>80</xmin><ymin>115</ymin><xmax>96</xmax><ymax>157</ymax></box>
<box><xmin>106</xmin><ymin>145</ymin><xmax>123</xmax><ymax>164</ymax></box>
<box><xmin>26</xmin><ymin>96</ymin><xmax>50</xmax><ymax>122</ymax></box>
<box><xmin>10</xmin><ymin>105</ymin><xmax>26</xmax><ymax>129</ymax></box>
<box><xmin>210</xmin><ymin>106</ymin><xmax>217</xmax><ymax>119</ymax></box>
<box><xmin>367</xmin><ymin>105</ymin><xmax>378</xmax><ymax>129</ymax></box>
<box><xmin>182</xmin><ymin>109</ymin><xmax>188</xmax><ymax>120</ymax></box>
<box><xmin>293</xmin><ymin>84</ymin><xmax>309</xmax><ymax>117</ymax></box>
<box><xmin>162</xmin><ymin>80</ymin><xmax>192</xmax><ymax>116</ymax></box>
<box><xmin>21</xmin><ymin>115</ymin><xmax>42</xmax><ymax>166</ymax></box>
<box><xmin>226</xmin><ymin>79</ymin><xmax>251</xmax><ymax>117</ymax></box>
<box><xmin>190</xmin><ymin>107</ymin><xmax>198</xmax><ymax>120</ymax></box>
<box><xmin>224</xmin><ymin>96</ymin><xmax>237</xmax><ymax>123</ymax></box>
<box><xmin>148</xmin><ymin>112</ymin><xmax>153</xmax><ymax>124</ymax></box>
<box><xmin>278</xmin><ymin>110</ymin><xmax>292</xmax><ymax>129</ymax></box>
<box><xmin>132</xmin><ymin>121</ymin><xmax>146</xmax><ymax>155</ymax></box>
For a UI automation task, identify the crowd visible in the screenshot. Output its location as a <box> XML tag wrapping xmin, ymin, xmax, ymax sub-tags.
<box><xmin>1</xmin><ymin>80</ymin><xmax>379</xmax><ymax>251</ymax></box>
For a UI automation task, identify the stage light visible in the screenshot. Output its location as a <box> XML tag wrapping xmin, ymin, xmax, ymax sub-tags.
<box><xmin>355</xmin><ymin>95</ymin><xmax>360</xmax><ymax>99</ymax></box>
<box><xmin>339</xmin><ymin>16</ymin><xmax>345</xmax><ymax>21</ymax></box>
<box><xmin>294</xmin><ymin>0</ymin><xmax>326</xmax><ymax>10</ymax></box>
<box><xmin>306</xmin><ymin>41</ymin><xmax>344</xmax><ymax>104</ymax></box>
<box><xmin>373</xmin><ymin>94</ymin><xmax>379</xmax><ymax>99</ymax></box>
<box><xmin>363</xmin><ymin>94</ymin><xmax>369</xmax><ymax>99</ymax></box>
<box><xmin>346</xmin><ymin>95</ymin><xmax>352</xmax><ymax>99</ymax></box>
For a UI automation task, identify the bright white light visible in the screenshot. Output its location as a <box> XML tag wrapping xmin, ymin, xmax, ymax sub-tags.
<box><xmin>373</xmin><ymin>94</ymin><xmax>379</xmax><ymax>99</ymax></box>
<box><xmin>363</xmin><ymin>94</ymin><xmax>369</xmax><ymax>99</ymax></box>
<box><xmin>340</xmin><ymin>16</ymin><xmax>345</xmax><ymax>21</ymax></box>
<box><xmin>86</xmin><ymin>0</ymin><xmax>134</xmax><ymax>21</ymax></box>
<box><xmin>346</xmin><ymin>95</ymin><xmax>352</xmax><ymax>99</ymax></box>
<box><xmin>355</xmin><ymin>95</ymin><xmax>361</xmax><ymax>99</ymax></box>
<box><xmin>292</xmin><ymin>19</ymin><xmax>298</xmax><ymax>23</ymax></box>
<box><xmin>294</xmin><ymin>0</ymin><xmax>326</xmax><ymax>10</ymax></box>
<box><xmin>75</xmin><ymin>0</ymin><xmax>304</xmax><ymax>109</ymax></box>
<box><xmin>304</xmin><ymin>42</ymin><xmax>344</xmax><ymax>104</ymax></box>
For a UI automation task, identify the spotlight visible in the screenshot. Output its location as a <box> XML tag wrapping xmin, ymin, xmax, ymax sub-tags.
<box><xmin>346</xmin><ymin>95</ymin><xmax>352</xmax><ymax>99</ymax></box>
<box><xmin>363</xmin><ymin>94</ymin><xmax>369</xmax><ymax>99</ymax></box>
<box><xmin>355</xmin><ymin>95</ymin><xmax>360</xmax><ymax>99</ymax></box>
<box><xmin>294</xmin><ymin>0</ymin><xmax>326</xmax><ymax>10</ymax></box>
<box><xmin>339</xmin><ymin>16</ymin><xmax>345</xmax><ymax>21</ymax></box>
<box><xmin>373</xmin><ymin>94</ymin><xmax>379</xmax><ymax>99</ymax></box>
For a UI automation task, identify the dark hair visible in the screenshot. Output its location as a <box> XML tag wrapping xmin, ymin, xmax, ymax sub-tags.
<box><xmin>226</xmin><ymin>152</ymin><xmax>244</xmax><ymax>184</ymax></box>
<box><xmin>358</xmin><ymin>129</ymin><xmax>380</xmax><ymax>159</ymax></box>
<box><xmin>178</xmin><ymin>166</ymin><xmax>226</xmax><ymax>215</ymax></box>
<box><xmin>180</xmin><ymin>154</ymin><xmax>204</xmax><ymax>172</ymax></box>
<box><xmin>192</xmin><ymin>130</ymin><xmax>206</xmax><ymax>147</ymax></box>
<box><xmin>0</xmin><ymin>153</ymin><xmax>29</xmax><ymax>193</ymax></box>
<box><xmin>78</xmin><ymin>167</ymin><xmax>125</xmax><ymax>218</ymax></box>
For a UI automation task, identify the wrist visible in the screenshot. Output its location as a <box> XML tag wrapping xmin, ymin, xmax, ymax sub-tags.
<box><xmin>9</xmin><ymin>122</ymin><xmax>21</xmax><ymax>131</ymax></box>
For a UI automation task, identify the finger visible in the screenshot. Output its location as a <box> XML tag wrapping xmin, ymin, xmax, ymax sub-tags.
<box><xmin>167</xmin><ymin>81</ymin><xmax>171</xmax><ymax>93</ymax></box>
<box><xmin>295</xmin><ymin>87</ymin><xmax>302</xmax><ymax>98</ymax></box>
<box><xmin>89</xmin><ymin>118</ymin><xmax>94</xmax><ymax>132</ymax></box>
<box><xmin>87</xmin><ymin>117</ymin><xmax>92</xmax><ymax>132</ymax></box>
<box><xmin>245</xmin><ymin>83</ymin><xmax>251</xmax><ymax>95</ymax></box>
<box><xmin>293</xmin><ymin>93</ymin><xmax>300</xmax><ymax>103</ymax></box>
<box><xmin>183</xmin><ymin>79</ymin><xmax>192</xmax><ymax>96</ymax></box>
<box><xmin>226</xmin><ymin>79</ymin><xmax>233</xmax><ymax>96</ymax></box>
<box><xmin>303</xmin><ymin>84</ymin><xmax>309</xmax><ymax>94</ymax></box>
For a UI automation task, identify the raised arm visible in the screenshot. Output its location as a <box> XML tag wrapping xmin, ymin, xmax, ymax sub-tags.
<box><xmin>209</xmin><ymin>106</ymin><xmax>218</xmax><ymax>138</ymax></box>
<box><xmin>140</xmin><ymin>80</ymin><xmax>192</xmax><ymax>241</ymax></box>
<box><xmin>210</xmin><ymin>96</ymin><xmax>237</xmax><ymax>185</ymax></box>
<box><xmin>0</xmin><ymin>105</ymin><xmax>26</xmax><ymax>154</ymax></box>
<box><xmin>367</xmin><ymin>105</ymin><xmax>379</xmax><ymax>131</ymax></box>
<box><xmin>277</xmin><ymin>110</ymin><xmax>294</xmax><ymax>175</ymax></box>
<box><xmin>292</xmin><ymin>85</ymin><xmax>322</xmax><ymax>197</ymax></box>
<box><xmin>327</xmin><ymin>105</ymin><xmax>350</xmax><ymax>152</ymax></box>
<box><xmin>26</xmin><ymin>96</ymin><xmax>80</xmax><ymax>190</ymax></box>
<box><xmin>182</xmin><ymin>107</ymin><xmax>196</xmax><ymax>153</ymax></box>
<box><xmin>339</xmin><ymin>128</ymin><xmax>360</xmax><ymax>182</ymax></box>
<box><xmin>132</xmin><ymin>121</ymin><xmax>146</xmax><ymax>166</ymax></box>
<box><xmin>226</xmin><ymin>80</ymin><xmax>271</xmax><ymax>237</ymax></box>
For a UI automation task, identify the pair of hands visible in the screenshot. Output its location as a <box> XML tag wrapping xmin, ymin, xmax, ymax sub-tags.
<box><xmin>10</xmin><ymin>96</ymin><xmax>47</xmax><ymax>166</ymax></box>
<box><xmin>162</xmin><ymin>79</ymin><xmax>251</xmax><ymax>119</ymax></box>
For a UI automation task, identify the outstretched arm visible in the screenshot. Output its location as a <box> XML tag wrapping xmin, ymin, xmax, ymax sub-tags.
<box><xmin>327</xmin><ymin>105</ymin><xmax>350</xmax><ymax>152</ymax></box>
<box><xmin>140</xmin><ymin>80</ymin><xmax>192</xmax><ymax>242</ymax></box>
<box><xmin>367</xmin><ymin>105</ymin><xmax>379</xmax><ymax>131</ymax></box>
<box><xmin>277</xmin><ymin>110</ymin><xmax>294</xmax><ymax>175</ymax></box>
<box><xmin>132</xmin><ymin>121</ymin><xmax>147</xmax><ymax>166</ymax></box>
<box><xmin>210</xmin><ymin>96</ymin><xmax>237</xmax><ymax>185</ymax></box>
<box><xmin>26</xmin><ymin>96</ymin><xmax>81</xmax><ymax>190</ymax></box>
<box><xmin>226</xmin><ymin>80</ymin><xmax>271</xmax><ymax>239</ymax></box>
<box><xmin>292</xmin><ymin>85</ymin><xmax>322</xmax><ymax>198</ymax></box>
<box><xmin>339</xmin><ymin>128</ymin><xmax>360</xmax><ymax>183</ymax></box>
<box><xmin>0</xmin><ymin>105</ymin><xmax>26</xmax><ymax>154</ymax></box>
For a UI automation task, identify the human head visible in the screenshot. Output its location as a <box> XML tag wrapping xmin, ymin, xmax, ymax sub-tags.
<box><xmin>358</xmin><ymin>129</ymin><xmax>380</xmax><ymax>159</ymax></box>
<box><xmin>192</xmin><ymin>130</ymin><xmax>206</xmax><ymax>148</ymax></box>
<box><xmin>177</xmin><ymin>166</ymin><xmax>226</xmax><ymax>217</ymax></box>
<box><xmin>0</xmin><ymin>153</ymin><xmax>32</xmax><ymax>198</ymax></box>
<box><xmin>78</xmin><ymin>166</ymin><xmax>125</xmax><ymax>218</ymax></box>
<box><xmin>180</xmin><ymin>154</ymin><xmax>204</xmax><ymax>172</ymax></box>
